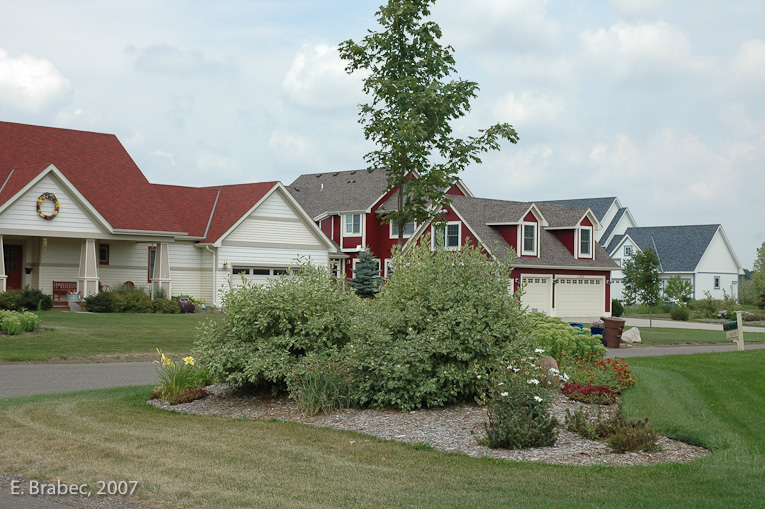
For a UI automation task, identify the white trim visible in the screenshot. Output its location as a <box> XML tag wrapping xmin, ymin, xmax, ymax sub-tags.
<box><xmin>520</xmin><ymin>223</ymin><xmax>538</xmax><ymax>256</ymax></box>
<box><xmin>432</xmin><ymin>221</ymin><xmax>461</xmax><ymax>250</ymax></box>
<box><xmin>578</xmin><ymin>226</ymin><xmax>593</xmax><ymax>259</ymax></box>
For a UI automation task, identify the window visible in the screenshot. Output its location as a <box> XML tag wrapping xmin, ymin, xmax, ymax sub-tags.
<box><xmin>148</xmin><ymin>246</ymin><xmax>156</xmax><ymax>282</ymax></box>
<box><xmin>714</xmin><ymin>276</ymin><xmax>720</xmax><ymax>289</ymax></box>
<box><xmin>522</xmin><ymin>224</ymin><xmax>536</xmax><ymax>255</ymax></box>
<box><xmin>580</xmin><ymin>228</ymin><xmax>591</xmax><ymax>256</ymax></box>
<box><xmin>384</xmin><ymin>259</ymin><xmax>394</xmax><ymax>277</ymax></box>
<box><xmin>252</xmin><ymin>268</ymin><xmax>271</xmax><ymax>276</ymax></box>
<box><xmin>624</xmin><ymin>246</ymin><xmax>633</xmax><ymax>257</ymax></box>
<box><xmin>344</xmin><ymin>214</ymin><xmax>362</xmax><ymax>236</ymax></box>
<box><xmin>433</xmin><ymin>223</ymin><xmax>460</xmax><ymax>249</ymax></box>
<box><xmin>232</xmin><ymin>267</ymin><xmax>250</xmax><ymax>275</ymax></box>
<box><xmin>390</xmin><ymin>221</ymin><xmax>416</xmax><ymax>238</ymax></box>
<box><xmin>99</xmin><ymin>244</ymin><xmax>110</xmax><ymax>265</ymax></box>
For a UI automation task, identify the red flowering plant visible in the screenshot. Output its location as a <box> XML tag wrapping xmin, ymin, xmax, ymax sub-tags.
<box><xmin>560</xmin><ymin>383</ymin><xmax>618</xmax><ymax>405</ymax></box>
<box><xmin>559</xmin><ymin>355</ymin><xmax>636</xmax><ymax>396</ymax></box>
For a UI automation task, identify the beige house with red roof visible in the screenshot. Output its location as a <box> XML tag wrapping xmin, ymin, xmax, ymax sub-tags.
<box><xmin>0</xmin><ymin>122</ymin><xmax>335</xmax><ymax>307</ymax></box>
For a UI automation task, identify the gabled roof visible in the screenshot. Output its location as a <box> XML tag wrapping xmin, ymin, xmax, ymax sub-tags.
<box><xmin>537</xmin><ymin>197</ymin><xmax>617</xmax><ymax>222</ymax></box>
<box><xmin>288</xmin><ymin>169</ymin><xmax>389</xmax><ymax>219</ymax></box>
<box><xmin>599</xmin><ymin>207</ymin><xmax>627</xmax><ymax>246</ymax></box>
<box><xmin>619</xmin><ymin>225</ymin><xmax>722</xmax><ymax>272</ymax></box>
<box><xmin>153</xmin><ymin>182</ymin><xmax>279</xmax><ymax>243</ymax></box>
<box><xmin>0</xmin><ymin>121</ymin><xmax>182</xmax><ymax>233</ymax></box>
<box><xmin>448</xmin><ymin>196</ymin><xmax>618</xmax><ymax>269</ymax></box>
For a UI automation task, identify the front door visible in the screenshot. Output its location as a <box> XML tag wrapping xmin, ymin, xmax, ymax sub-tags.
<box><xmin>4</xmin><ymin>245</ymin><xmax>23</xmax><ymax>290</ymax></box>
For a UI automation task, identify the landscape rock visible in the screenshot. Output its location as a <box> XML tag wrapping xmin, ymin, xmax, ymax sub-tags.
<box><xmin>540</xmin><ymin>355</ymin><xmax>560</xmax><ymax>389</ymax></box>
<box><xmin>622</xmin><ymin>327</ymin><xmax>642</xmax><ymax>343</ymax></box>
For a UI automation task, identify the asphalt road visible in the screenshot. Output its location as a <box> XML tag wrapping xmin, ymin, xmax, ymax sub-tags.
<box><xmin>0</xmin><ymin>361</ymin><xmax>157</xmax><ymax>399</ymax></box>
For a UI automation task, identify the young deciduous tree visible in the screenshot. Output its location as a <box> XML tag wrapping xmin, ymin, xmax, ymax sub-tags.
<box><xmin>664</xmin><ymin>275</ymin><xmax>692</xmax><ymax>303</ymax></box>
<box><xmin>339</xmin><ymin>0</ymin><xmax>518</xmax><ymax>245</ymax></box>
<box><xmin>349</xmin><ymin>249</ymin><xmax>382</xmax><ymax>299</ymax></box>
<box><xmin>752</xmin><ymin>242</ymin><xmax>765</xmax><ymax>307</ymax></box>
<box><xmin>622</xmin><ymin>248</ymin><xmax>662</xmax><ymax>328</ymax></box>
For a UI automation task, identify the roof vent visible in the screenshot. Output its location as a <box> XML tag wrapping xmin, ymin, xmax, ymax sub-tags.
<box><xmin>320</xmin><ymin>183</ymin><xmax>324</xmax><ymax>191</ymax></box>
<box><xmin>349</xmin><ymin>170</ymin><xmax>356</xmax><ymax>175</ymax></box>
<box><xmin>316</xmin><ymin>174</ymin><xmax>322</xmax><ymax>178</ymax></box>
<box><xmin>333</xmin><ymin>172</ymin><xmax>339</xmax><ymax>176</ymax></box>
<box><xmin>293</xmin><ymin>187</ymin><xmax>300</xmax><ymax>192</ymax></box>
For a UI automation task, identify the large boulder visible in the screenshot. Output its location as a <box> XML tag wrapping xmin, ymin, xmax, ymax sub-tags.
<box><xmin>622</xmin><ymin>327</ymin><xmax>642</xmax><ymax>343</ymax></box>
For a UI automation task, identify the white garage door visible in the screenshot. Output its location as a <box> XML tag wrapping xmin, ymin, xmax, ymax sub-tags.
<box><xmin>555</xmin><ymin>277</ymin><xmax>604</xmax><ymax>318</ymax></box>
<box><xmin>230</xmin><ymin>267</ymin><xmax>287</xmax><ymax>287</ymax></box>
<box><xmin>520</xmin><ymin>276</ymin><xmax>552</xmax><ymax>315</ymax></box>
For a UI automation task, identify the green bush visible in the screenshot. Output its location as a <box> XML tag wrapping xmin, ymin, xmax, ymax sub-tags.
<box><xmin>345</xmin><ymin>240</ymin><xmax>529</xmax><ymax>411</ymax></box>
<box><xmin>0</xmin><ymin>287</ymin><xmax>53</xmax><ymax>311</ymax></box>
<box><xmin>0</xmin><ymin>312</ymin><xmax>23</xmax><ymax>335</ymax></box>
<box><xmin>480</xmin><ymin>357</ymin><xmax>558</xmax><ymax>449</ymax></box>
<box><xmin>83</xmin><ymin>292</ymin><xmax>121</xmax><ymax>313</ymax></box>
<box><xmin>611</xmin><ymin>299</ymin><xmax>624</xmax><ymax>317</ymax></box>
<box><xmin>115</xmin><ymin>288</ymin><xmax>152</xmax><ymax>313</ymax></box>
<box><xmin>528</xmin><ymin>314</ymin><xmax>606</xmax><ymax>361</ymax></box>
<box><xmin>670</xmin><ymin>304</ymin><xmax>690</xmax><ymax>321</ymax></box>
<box><xmin>18</xmin><ymin>312</ymin><xmax>40</xmax><ymax>332</ymax></box>
<box><xmin>194</xmin><ymin>262</ymin><xmax>356</xmax><ymax>390</ymax></box>
<box><xmin>565</xmin><ymin>406</ymin><xmax>660</xmax><ymax>453</ymax></box>
<box><xmin>152</xmin><ymin>298</ymin><xmax>180</xmax><ymax>314</ymax></box>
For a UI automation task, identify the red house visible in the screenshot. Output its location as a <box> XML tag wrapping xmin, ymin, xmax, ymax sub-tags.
<box><xmin>289</xmin><ymin>169</ymin><xmax>618</xmax><ymax>319</ymax></box>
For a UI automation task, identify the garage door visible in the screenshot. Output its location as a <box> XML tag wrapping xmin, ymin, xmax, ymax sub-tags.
<box><xmin>230</xmin><ymin>267</ymin><xmax>287</xmax><ymax>287</ymax></box>
<box><xmin>520</xmin><ymin>276</ymin><xmax>552</xmax><ymax>315</ymax></box>
<box><xmin>555</xmin><ymin>277</ymin><xmax>604</xmax><ymax>318</ymax></box>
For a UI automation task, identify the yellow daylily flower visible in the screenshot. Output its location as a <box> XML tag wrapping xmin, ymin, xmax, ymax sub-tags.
<box><xmin>183</xmin><ymin>356</ymin><xmax>196</xmax><ymax>366</ymax></box>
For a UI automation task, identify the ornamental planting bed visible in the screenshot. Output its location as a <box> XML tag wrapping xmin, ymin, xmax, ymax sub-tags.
<box><xmin>148</xmin><ymin>384</ymin><xmax>707</xmax><ymax>467</ymax></box>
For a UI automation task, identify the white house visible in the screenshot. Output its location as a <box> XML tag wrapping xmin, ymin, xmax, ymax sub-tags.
<box><xmin>0</xmin><ymin>121</ymin><xmax>336</xmax><ymax>307</ymax></box>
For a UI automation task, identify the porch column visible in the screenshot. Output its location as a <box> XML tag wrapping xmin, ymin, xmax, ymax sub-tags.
<box><xmin>0</xmin><ymin>236</ymin><xmax>6</xmax><ymax>293</ymax></box>
<box><xmin>152</xmin><ymin>242</ymin><xmax>172</xmax><ymax>297</ymax></box>
<box><xmin>78</xmin><ymin>239</ymin><xmax>99</xmax><ymax>296</ymax></box>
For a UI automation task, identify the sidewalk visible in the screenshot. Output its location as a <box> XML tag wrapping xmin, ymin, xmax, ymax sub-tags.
<box><xmin>606</xmin><ymin>341</ymin><xmax>765</xmax><ymax>358</ymax></box>
<box><xmin>621</xmin><ymin>317</ymin><xmax>765</xmax><ymax>333</ymax></box>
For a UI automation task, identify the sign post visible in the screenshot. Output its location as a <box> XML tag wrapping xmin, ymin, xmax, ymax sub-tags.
<box><xmin>723</xmin><ymin>311</ymin><xmax>744</xmax><ymax>351</ymax></box>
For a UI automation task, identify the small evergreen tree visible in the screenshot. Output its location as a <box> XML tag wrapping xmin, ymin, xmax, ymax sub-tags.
<box><xmin>349</xmin><ymin>249</ymin><xmax>382</xmax><ymax>298</ymax></box>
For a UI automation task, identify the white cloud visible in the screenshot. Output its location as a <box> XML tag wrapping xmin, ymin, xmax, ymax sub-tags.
<box><xmin>494</xmin><ymin>91</ymin><xmax>567</xmax><ymax>130</ymax></box>
<box><xmin>268</xmin><ymin>130</ymin><xmax>312</xmax><ymax>161</ymax></box>
<box><xmin>151</xmin><ymin>150</ymin><xmax>176</xmax><ymax>166</ymax></box>
<box><xmin>0</xmin><ymin>48</ymin><xmax>71</xmax><ymax>113</ymax></box>
<box><xmin>580</xmin><ymin>21</ymin><xmax>709</xmax><ymax>83</ymax></box>
<box><xmin>730</xmin><ymin>38</ymin><xmax>765</xmax><ymax>94</ymax></box>
<box><xmin>608</xmin><ymin>0</ymin><xmax>668</xmax><ymax>16</ymax></box>
<box><xmin>129</xmin><ymin>44</ymin><xmax>231</xmax><ymax>75</ymax></box>
<box><xmin>196</xmin><ymin>149</ymin><xmax>240</xmax><ymax>172</ymax></box>
<box><xmin>435</xmin><ymin>0</ymin><xmax>561</xmax><ymax>53</ymax></box>
<box><xmin>281</xmin><ymin>44</ymin><xmax>362</xmax><ymax>110</ymax></box>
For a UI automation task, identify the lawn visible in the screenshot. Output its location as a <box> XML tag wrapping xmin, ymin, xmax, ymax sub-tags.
<box><xmin>0</xmin><ymin>350</ymin><xmax>762</xmax><ymax>508</ymax></box>
<box><xmin>0</xmin><ymin>312</ymin><xmax>218</xmax><ymax>361</ymax></box>
<box><xmin>627</xmin><ymin>326</ymin><xmax>764</xmax><ymax>345</ymax></box>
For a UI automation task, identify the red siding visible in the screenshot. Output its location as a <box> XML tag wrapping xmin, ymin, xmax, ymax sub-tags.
<box><xmin>523</xmin><ymin>211</ymin><xmax>538</xmax><ymax>223</ymax></box>
<box><xmin>320</xmin><ymin>218</ymin><xmax>332</xmax><ymax>238</ymax></box>
<box><xmin>446</xmin><ymin>184</ymin><xmax>465</xmax><ymax>196</ymax></box>
<box><xmin>581</xmin><ymin>216</ymin><xmax>593</xmax><ymax>227</ymax></box>
<box><xmin>494</xmin><ymin>225</ymin><xmax>518</xmax><ymax>252</ymax></box>
<box><xmin>552</xmin><ymin>230</ymin><xmax>575</xmax><ymax>256</ymax></box>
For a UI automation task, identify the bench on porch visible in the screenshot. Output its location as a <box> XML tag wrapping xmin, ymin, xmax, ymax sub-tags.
<box><xmin>52</xmin><ymin>281</ymin><xmax>77</xmax><ymax>302</ymax></box>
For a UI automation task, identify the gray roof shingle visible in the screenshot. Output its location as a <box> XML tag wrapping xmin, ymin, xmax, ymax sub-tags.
<box><xmin>288</xmin><ymin>169</ymin><xmax>389</xmax><ymax>219</ymax></box>
<box><xmin>537</xmin><ymin>197</ymin><xmax>617</xmax><ymax>222</ymax></box>
<box><xmin>621</xmin><ymin>225</ymin><xmax>721</xmax><ymax>272</ymax></box>
<box><xmin>599</xmin><ymin>206</ymin><xmax>627</xmax><ymax>246</ymax></box>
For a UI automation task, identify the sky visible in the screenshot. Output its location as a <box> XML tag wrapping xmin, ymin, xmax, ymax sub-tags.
<box><xmin>1</xmin><ymin>0</ymin><xmax>763</xmax><ymax>268</ymax></box>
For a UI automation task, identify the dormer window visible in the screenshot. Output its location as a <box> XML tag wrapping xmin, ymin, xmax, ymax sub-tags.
<box><xmin>580</xmin><ymin>227</ymin><xmax>592</xmax><ymax>257</ymax></box>
<box><xmin>344</xmin><ymin>214</ymin><xmax>362</xmax><ymax>236</ymax></box>
<box><xmin>522</xmin><ymin>224</ymin><xmax>537</xmax><ymax>255</ymax></box>
<box><xmin>624</xmin><ymin>246</ymin><xmax>633</xmax><ymax>257</ymax></box>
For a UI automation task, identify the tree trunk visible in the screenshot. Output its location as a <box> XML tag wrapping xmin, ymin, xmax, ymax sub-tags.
<box><xmin>397</xmin><ymin>178</ymin><xmax>405</xmax><ymax>246</ymax></box>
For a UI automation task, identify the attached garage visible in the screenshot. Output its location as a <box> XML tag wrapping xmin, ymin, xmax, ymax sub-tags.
<box><xmin>555</xmin><ymin>276</ymin><xmax>605</xmax><ymax>318</ymax></box>
<box><xmin>520</xmin><ymin>275</ymin><xmax>552</xmax><ymax>315</ymax></box>
<box><xmin>229</xmin><ymin>267</ymin><xmax>288</xmax><ymax>287</ymax></box>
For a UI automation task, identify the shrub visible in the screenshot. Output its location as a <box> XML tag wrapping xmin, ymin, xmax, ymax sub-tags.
<box><xmin>177</xmin><ymin>301</ymin><xmax>196</xmax><ymax>314</ymax></box>
<box><xmin>528</xmin><ymin>314</ymin><xmax>607</xmax><ymax>361</ymax></box>
<box><xmin>565</xmin><ymin>405</ymin><xmax>660</xmax><ymax>453</ymax></box>
<box><xmin>480</xmin><ymin>356</ymin><xmax>558</xmax><ymax>449</ymax></box>
<box><xmin>194</xmin><ymin>262</ymin><xmax>356</xmax><ymax>390</ymax></box>
<box><xmin>670</xmin><ymin>304</ymin><xmax>690</xmax><ymax>321</ymax></box>
<box><xmin>116</xmin><ymin>287</ymin><xmax>152</xmax><ymax>313</ymax></box>
<box><xmin>83</xmin><ymin>292</ymin><xmax>121</xmax><ymax>313</ymax></box>
<box><xmin>287</xmin><ymin>353</ymin><xmax>355</xmax><ymax>414</ymax></box>
<box><xmin>0</xmin><ymin>290</ymin><xmax>23</xmax><ymax>311</ymax></box>
<box><xmin>611</xmin><ymin>299</ymin><xmax>624</xmax><ymax>317</ymax></box>
<box><xmin>18</xmin><ymin>312</ymin><xmax>40</xmax><ymax>332</ymax></box>
<box><xmin>152</xmin><ymin>298</ymin><xmax>180</xmax><ymax>314</ymax></box>
<box><xmin>345</xmin><ymin>239</ymin><xmax>528</xmax><ymax>411</ymax></box>
<box><xmin>0</xmin><ymin>312</ymin><xmax>23</xmax><ymax>335</ymax></box>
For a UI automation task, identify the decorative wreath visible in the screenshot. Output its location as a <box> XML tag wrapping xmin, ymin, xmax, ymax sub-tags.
<box><xmin>36</xmin><ymin>192</ymin><xmax>60</xmax><ymax>220</ymax></box>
